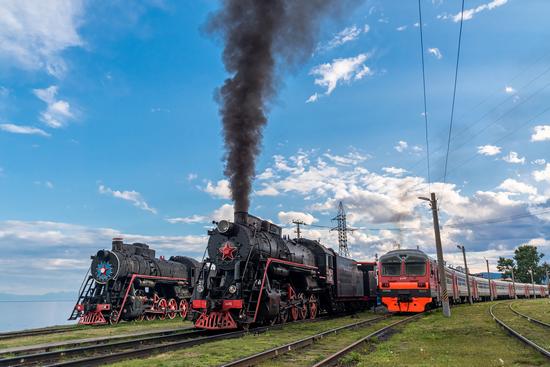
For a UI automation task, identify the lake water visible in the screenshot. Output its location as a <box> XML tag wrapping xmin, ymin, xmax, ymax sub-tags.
<box><xmin>0</xmin><ymin>301</ymin><xmax>76</xmax><ymax>332</ymax></box>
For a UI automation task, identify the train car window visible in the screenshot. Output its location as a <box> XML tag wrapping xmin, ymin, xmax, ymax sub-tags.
<box><xmin>404</xmin><ymin>262</ymin><xmax>425</xmax><ymax>276</ymax></box>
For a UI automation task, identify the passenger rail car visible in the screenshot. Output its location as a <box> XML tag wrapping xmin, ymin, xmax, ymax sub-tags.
<box><xmin>190</xmin><ymin>212</ymin><xmax>377</xmax><ymax>330</ymax></box>
<box><xmin>69</xmin><ymin>238</ymin><xmax>200</xmax><ymax>325</ymax></box>
<box><xmin>378</xmin><ymin>249</ymin><xmax>548</xmax><ymax>313</ymax></box>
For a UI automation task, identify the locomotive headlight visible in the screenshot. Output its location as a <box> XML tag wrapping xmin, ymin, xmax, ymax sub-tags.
<box><xmin>228</xmin><ymin>285</ymin><xmax>237</xmax><ymax>294</ymax></box>
<box><xmin>217</xmin><ymin>220</ymin><xmax>232</xmax><ymax>234</ymax></box>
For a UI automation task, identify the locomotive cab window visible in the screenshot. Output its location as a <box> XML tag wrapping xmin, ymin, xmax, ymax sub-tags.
<box><xmin>404</xmin><ymin>256</ymin><xmax>426</xmax><ymax>276</ymax></box>
<box><xmin>381</xmin><ymin>255</ymin><xmax>401</xmax><ymax>276</ymax></box>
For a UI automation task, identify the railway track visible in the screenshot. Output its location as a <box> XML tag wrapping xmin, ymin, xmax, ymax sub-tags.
<box><xmin>490</xmin><ymin>302</ymin><xmax>550</xmax><ymax>359</ymax></box>
<box><xmin>508</xmin><ymin>301</ymin><xmax>550</xmax><ymax>328</ymax></box>
<box><xmin>0</xmin><ymin>315</ymin><xmax>334</xmax><ymax>366</ymax></box>
<box><xmin>0</xmin><ymin>326</ymin><xmax>78</xmax><ymax>341</ymax></box>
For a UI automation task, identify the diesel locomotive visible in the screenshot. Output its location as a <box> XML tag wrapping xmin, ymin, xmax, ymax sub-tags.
<box><xmin>378</xmin><ymin>248</ymin><xmax>548</xmax><ymax>312</ymax></box>
<box><xmin>190</xmin><ymin>212</ymin><xmax>377</xmax><ymax>330</ymax></box>
<box><xmin>69</xmin><ymin>238</ymin><xmax>200</xmax><ymax>325</ymax></box>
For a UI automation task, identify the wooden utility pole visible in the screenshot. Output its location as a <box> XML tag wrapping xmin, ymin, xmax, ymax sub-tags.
<box><xmin>419</xmin><ymin>193</ymin><xmax>450</xmax><ymax>317</ymax></box>
<box><xmin>292</xmin><ymin>220</ymin><xmax>305</xmax><ymax>239</ymax></box>
<box><xmin>511</xmin><ymin>267</ymin><xmax>517</xmax><ymax>300</ymax></box>
<box><xmin>457</xmin><ymin>245</ymin><xmax>472</xmax><ymax>305</ymax></box>
<box><xmin>530</xmin><ymin>268</ymin><xmax>536</xmax><ymax>299</ymax></box>
<box><xmin>486</xmin><ymin>259</ymin><xmax>493</xmax><ymax>301</ymax></box>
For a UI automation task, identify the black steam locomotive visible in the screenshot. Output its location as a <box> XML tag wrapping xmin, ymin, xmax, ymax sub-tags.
<box><xmin>69</xmin><ymin>238</ymin><xmax>199</xmax><ymax>325</ymax></box>
<box><xmin>191</xmin><ymin>212</ymin><xmax>377</xmax><ymax>329</ymax></box>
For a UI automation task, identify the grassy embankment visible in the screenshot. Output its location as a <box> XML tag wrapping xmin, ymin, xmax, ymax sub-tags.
<box><xmin>0</xmin><ymin>318</ymin><xmax>189</xmax><ymax>350</ymax></box>
<box><xmin>111</xmin><ymin>311</ymin><xmax>390</xmax><ymax>367</ymax></box>
<box><xmin>512</xmin><ymin>298</ymin><xmax>550</xmax><ymax>323</ymax></box>
<box><xmin>350</xmin><ymin>300</ymin><xmax>549</xmax><ymax>367</ymax></box>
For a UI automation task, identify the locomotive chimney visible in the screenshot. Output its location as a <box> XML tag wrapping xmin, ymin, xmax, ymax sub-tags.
<box><xmin>234</xmin><ymin>211</ymin><xmax>248</xmax><ymax>225</ymax></box>
<box><xmin>112</xmin><ymin>237</ymin><xmax>123</xmax><ymax>246</ymax></box>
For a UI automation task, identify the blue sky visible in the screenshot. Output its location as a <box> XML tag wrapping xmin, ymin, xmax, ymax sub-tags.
<box><xmin>0</xmin><ymin>0</ymin><xmax>549</xmax><ymax>294</ymax></box>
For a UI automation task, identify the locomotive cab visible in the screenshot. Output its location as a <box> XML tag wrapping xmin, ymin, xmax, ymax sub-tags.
<box><xmin>378</xmin><ymin>249</ymin><xmax>433</xmax><ymax>312</ymax></box>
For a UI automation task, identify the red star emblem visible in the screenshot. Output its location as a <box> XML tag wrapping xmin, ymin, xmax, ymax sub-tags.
<box><xmin>219</xmin><ymin>242</ymin><xmax>237</xmax><ymax>261</ymax></box>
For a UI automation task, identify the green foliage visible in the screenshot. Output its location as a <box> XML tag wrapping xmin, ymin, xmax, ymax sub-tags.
<box><xmin>496</xmin><ymin>245</ymin><xmax>548</xmax><ymax>283</ymax></box>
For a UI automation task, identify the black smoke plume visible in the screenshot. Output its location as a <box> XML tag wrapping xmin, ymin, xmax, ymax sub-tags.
<box><xmin>208</xmin><ymin>0</ymin><xmax>358</xmax><ymax>212</ymax></box>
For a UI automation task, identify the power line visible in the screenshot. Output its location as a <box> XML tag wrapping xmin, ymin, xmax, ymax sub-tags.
<box><xmin>445</xmin><ymin>209</ymin><xmax>550</xmax><ymax>228</ymax></box>
<box><xmin>443</xmin><ymin>0</ymin><xmax>466</xmax><ymax>183</ymax></box>
<box><xmin>417</xmin><ymin>0</ymin><xmax>431</xmax><ymax>192</ymax></box>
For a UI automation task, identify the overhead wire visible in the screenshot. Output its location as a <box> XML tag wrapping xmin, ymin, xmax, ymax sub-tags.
<box><xmin>442</xmin><ymin>0</ymin><xmax>466</xmax><ymax>183</ymax></box>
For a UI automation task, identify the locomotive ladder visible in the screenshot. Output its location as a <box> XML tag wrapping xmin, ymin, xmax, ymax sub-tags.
<box><xmin>245</xmin><ymin>260</ymin><xmax>267</xmax><ymax>320</ymax></box>
<box><xmin>68</xmin><ymin>269</ymin><xmax>94</xmax><ymax>320</ymax></box>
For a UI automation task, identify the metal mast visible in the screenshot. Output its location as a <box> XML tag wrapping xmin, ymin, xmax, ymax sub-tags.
<box><xmin>331</xmin><ymin>201</ymin><xmax>352</xmax><ymax>257</ymax></box>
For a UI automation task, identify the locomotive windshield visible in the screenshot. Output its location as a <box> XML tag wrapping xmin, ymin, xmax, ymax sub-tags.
<box><xmin>404</xmin><ymin>256</ymin><xmax>426</xmax><ymax>276</ymax></box>
<box><xmin>381</xmin><ymin>255</ymin><xmax>401</xmax><ymax>276</ymax></box>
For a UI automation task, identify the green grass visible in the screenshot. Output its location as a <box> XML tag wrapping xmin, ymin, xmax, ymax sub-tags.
<box><xmin>110</xmin><ymin>312</ymin><xmax>382</xmax><ymax>367</ymax></box>
<box><xmin>511</xmin><ymin>298</ymin><xmax>550</xmax><ymax>324</ymax></box>
<box><xmin>355</xmin><ymin>301</ymin><xmax>548</xmax><ymax>367</ymax></box>
<box><xmin>492</xmin><ymin>301</ymin><xmax>550</xmax><ymax>351</ymax></box>
<box><xmin>258</xmin><ymin>317</ymin><xmax>402</xmax><ymax>367</ymax></box>
<box><xmin>0</xmin><ymin>318</ymin><xmax>190</xmax><ymax>350</ymax></box>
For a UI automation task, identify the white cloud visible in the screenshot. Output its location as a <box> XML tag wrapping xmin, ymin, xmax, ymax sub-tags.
<box><xmin>323</xmin><ymin>151</ymin><xmax>369</xmax><ymax>166</ymax></box>
<box><xmin>0</xmin><ymin>0</ymin><xmax>85</xmax><ymax>77</ymax></box>
<box><xmin>504</xmin><ymin>85</ymin><xmax>516</xmax><ymax>94</ymax></box>
<box><xmin>310</xmin><ymin>53</ymin><xmax>371</xmax><ymax>95</ymax></box>
<box><xmin>497</xmin><ymin>179</ymin><xmax>537</xmax><ymax>196</ymax></box>
<box><xmin>306</xmin><ymin>93</ymin><xmax>319</xmax><ymax>103</ymax></box>
<box><xmin>363</xmin><ymin>24</ymin><xmax>370</xmax><ymax>33</ymax></box>
<box><xmin>531</xmin><ymin>125</ymin><xmax>550</xmax><ymax>142</ymax></box>
<box><xmin>477</xmin><ymin>145</ymin><xmax>501</xmax><ymax>156</ymax></box>
<box><xmin>33</xmin><ymin>86</ymin><xmax>74</xmax><ymax>128</ymax></box>
<box><xmin>325</xmin><ymin>26</ymin><xmax>362</xmax><ymax>49</ymax></box>
<box><xmin>0</xmin><ymin>123</ymin><xmax>50</xmax><ymax>137</ymax></box>
<box><xmin>35</xmin><ymin>180</ymin><xmax>54</xmax><ymax>189</ymax></box>
<box><xmin>256</xmin><ymin>186</ymin><xmax>280</xmax><ymax>196</ymax></box>
<box><xmin>212</xmin><ymin>203</ymin><xmax>234</xmax><ymax>221</ymax></box>
<box><xmin>98</xmin><ymin>185</ymin><xmax>157</xmax><ymax>214</ymax></box>
<box><xmin>427</xmin><ymin>48</ymin><xmax>442</xmax><ymax>60</ymax></box>
<box><xmin>203</xmin><ymin>179</ymin><xmax>231</xmax><ymax>199</ymax></box>
<box><xmin>382</xmin><ymin>167</ymin><xmax>408</xmax><ymax>176</ymax></box>
<box><xmin>502</xmin><ymin>151</ymin><xmax>525</xmax><ymax>164</ymax></box>
<box><xmin>439</xmin><ymin>0</ymin><xmax>508</xmax><ymax>22</ymax></box>
<box><xmin>187</xmin><ymin>173</ymin><xmax>198</xmax><ymax>181</ymax></box>
<box><xmin>533</xmin><ymin>163</ymin><xmax>550</xmax><ymax>183</ymax></box>
<box><xmin>394</xmin><ymin>140</ymin><xmax>408</xmax><ymax>153</ymax></box>
<box><xmin>278</xmin><ymin>211</ymin><xmax>318</xmax><ymax>225</ymax></box>
<box><xmin>532</xmin><ymin>159</ymin><xmax>546</xmax><ymax>166</ymax></box>
<box><xmin>396</xmin><ymin>25</ymin><xmax>407</xmax><ymax>31</ymax></box>
<box><xmin>165</xmin><ymin>215</ymin><xmax>208</xmax><ymax>224</ymax></box>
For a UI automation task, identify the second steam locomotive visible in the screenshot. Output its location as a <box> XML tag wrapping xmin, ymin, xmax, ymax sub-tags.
<box><xmin>190</xmin><ymin>212</ymin><xmax>377</xmax><ymax>329</ymax></box>
<box><xmin>70</xmin><ymin>238</ymin><xmax>199</xmax><ymax>325</ymax></box>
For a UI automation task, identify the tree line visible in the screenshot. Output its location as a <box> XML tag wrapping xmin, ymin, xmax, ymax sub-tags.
<box><xmin>497</xmin><ymin>245</ymin><xmax>550</xmax><ymax>284</ymax></box>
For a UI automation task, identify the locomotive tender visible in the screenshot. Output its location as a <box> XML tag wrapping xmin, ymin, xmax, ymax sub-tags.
<box><xmin>378</xmin><ymin>248</ymin><xmax>548</xmax><ymax>312</ymax></box>
<box><xmin>191</xmin><ymin>212</ymin><xmax>377</xmax><ymax>329</ymax></box>
<box><xmin>69</xmin><ymin>238</ymin><xmax>199</xmax><ymax>325</ymax></box>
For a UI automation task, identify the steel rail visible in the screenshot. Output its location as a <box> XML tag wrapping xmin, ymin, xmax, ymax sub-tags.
<box><xmin>508</xmin><ymin>302</ymin><xmax>550</xmax><ymax>328</ymax></box>
<box><xmin>490</xmin><ymin>303</ymin><xmax>550</xmax><ymax>359</ymax></box>
<box><xmin>220</xmin><ymin>315</ymin><xmax>389</xmax><ymax>367</ymax></box>
<box><xmin>2</xmin><ymin>313</ymin><xmax>336</xmax><ymax>367</ymax></box>
<box><xmin>0</xmin><ymin>328</ymin><xmax>208</xmax><ymax>367</ymax></box>
<box><xmin>312</xmin><ymin>312</ymin><xmax>427</xmax><ymax>367</ymax></box>
<box><xmin>0</xmin><ymin>326</ymin><xmax>194</xmax><ymax>357</ymax></box>
<box><xmin>0</xmin><ymin>326</ymin><xmax>77</xmax><ymax>341</ymax></box>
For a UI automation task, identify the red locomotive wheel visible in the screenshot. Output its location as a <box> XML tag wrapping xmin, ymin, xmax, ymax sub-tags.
<box><xmin>109</xmin><ymin>310</ymin><xmax>119</xmax><ymax>325</ymax></box>
<box><xmin>280</xmin><ymin>308</ymin><xmax>288</xmax><ymax>324</ymax></box>
<box><xmin>179</xmin><ymin>299</ymin><xmax>189</xmax><ymax>319</ymax></box>
<box><xmin>146</xmin><ymin>312</ymin><xmax>156</xmax><ymax>321</ymax></box>
<box><xmin>290</xmin><ymin>304</ymin><xmax>299</xmax><ymax>321</ymax></box>
<box><xmin>297</xmin><ymin>293</ymin><xmax>308</xmax><ymax>320</ymax></box>
<box><xmin>137</xmin><ymin>314</ymin><xmax>145</xmax><ymax>322</ymax></box>
<box><xmin>158</xmin><ymin>298</ymin><xmax>167</xmax><ymax>320</ymax></box>
<box><xmin>167</xmin><ymin>299</ymin><xmax>177</xmax><ymax>320</ymax></box>
<box><xmin>308</xmin><ymin>295</ymin><xmax>318</xmax><ymax>319</ymax></box>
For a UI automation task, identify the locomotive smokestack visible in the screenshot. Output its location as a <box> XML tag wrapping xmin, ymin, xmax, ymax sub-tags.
<box><xmin>234</xmin><ymin>211</ymin><xmax>248</xmax><ymax>225</ymax></box>
<box><xmin>207</xmin><ymin>0</ymin><xmax>358</xmax><ymax>212</ymax></box>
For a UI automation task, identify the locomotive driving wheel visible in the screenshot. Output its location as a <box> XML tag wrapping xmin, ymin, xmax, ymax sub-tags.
<box><xmin>158</xmin><ymin>298</ymin><xmax>167</xmax><ymax>320</ymax></box>
<box><xmin>308</xmin><ymin>294</ymin><xmax>318</xmax><ymax>319</ymax></box>
<box><xmin>297</xmin><ymin>293</ymin><xmax>308</xmax><ymax>320</ymax></box>
<box><xmin>179</xmin><ymin>299</ymin><xmax>189</xmax><ymax>319</ymax></box>
<box><xmin>137</xmin><ymin>313</ymin><xmax>145</xmax><ymax>322</ymax></box>
<box><xmin>280</xmin><ymin>307</ymin><xmax>288</xmax><ymax>324</ymax></box>
<box><xmin>145</xmin><ymin>312</ymin><xmax>156</xmax><ymax>321</ymax></box>
<box><xmin>167</xmin><ymin>299</ymin><xmax>177</xmax><ymax>319</ymax></box>
<box><xmin>109</xmin><ymin>310</ymin><xmax>119</xmax><ymax>325</ymax></box>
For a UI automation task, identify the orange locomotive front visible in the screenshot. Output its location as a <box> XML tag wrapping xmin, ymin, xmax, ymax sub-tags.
<box><xmin>378</xmin><ymin>249</ymin><xmax>436</xmax><ymax>312</ymax></box>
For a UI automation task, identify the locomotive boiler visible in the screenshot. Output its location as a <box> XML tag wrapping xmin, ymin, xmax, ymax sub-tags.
<box><xmin>69</xmin><ymin>238</ymin><xmax>199</xmax><ymax>325</ymax></box>
<box><xmin>191</xmin><ymin>212</ymin><xmax>377</xmax><ymax>330</ymax></box>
